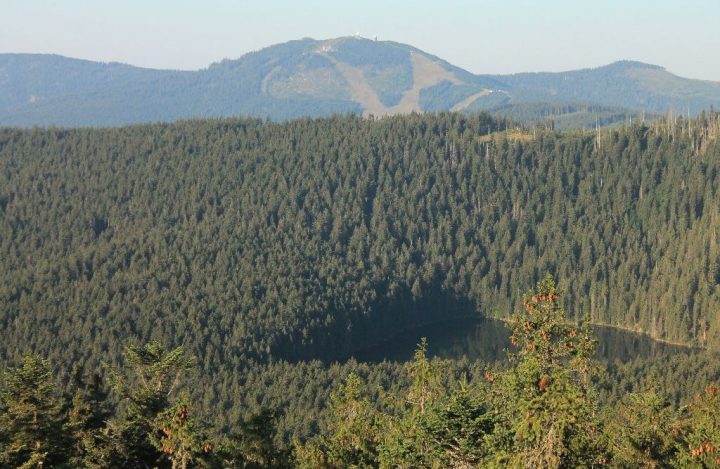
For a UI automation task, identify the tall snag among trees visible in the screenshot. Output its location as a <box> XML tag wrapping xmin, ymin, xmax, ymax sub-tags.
<box><xmin>497</xmin><ymin>274</ymin><xmax>604</xmax><ymax>467</ymax></box>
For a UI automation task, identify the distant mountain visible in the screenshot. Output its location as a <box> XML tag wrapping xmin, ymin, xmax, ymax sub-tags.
<box><xmin>2</xmin><ymin>37</ymin><xmax>720</xmax><ymax>127</ymax></box>
<box><xmin>497</xmin><ymin>60</ymin><xmax>720</xmax><ymax>115</ymax></box>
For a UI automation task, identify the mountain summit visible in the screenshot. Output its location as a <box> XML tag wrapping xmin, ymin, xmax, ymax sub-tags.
<box><xmin>2</xmin><ymin>37</ymin><xmax>720</xmax><ymax>127</ymax></box>
<box><xmin>215</xmin><ymin>36</ymin><xmax>506</xmax><ymax>117</ymax></box>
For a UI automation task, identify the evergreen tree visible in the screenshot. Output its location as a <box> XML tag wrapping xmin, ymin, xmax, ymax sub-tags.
<box><xmin>494</xmin><ymin>275</ymin><xmax>605</xmax><ymax>467</ymax></box>
<box><xmin>64</xmin><ymin>368</ymin><xmax>113</xmax><ymax>467</ymax></box>
<box><xmin>0</xmin><ymin>354</ymin><xmax>67</xmax><ymax>467</ymax></box>
<box><xmin>295</xmin><ymin>373</ymin><xmax>380</xmax><ymax>468</ymax></box>
<box><xmin>218</xmin><ymin>407</ymin><xmax>290</xmax><ymax>468</ymax></box>
<box><xmin>605</xmin><ymin>390</ymin><xmax>682</xmax><ymax>468</ymax></box>
<box><xmin>103</xmin><ymin>342</ymin><xmax>196</xmax><ymax>467</ymax></box>
<box><xmin>420</xmin><ymin>380</ymin><xmax>496</xmax><ymax>467</ymax></box>
<box><xmin>150</xmin><ymin>396</ymin><xmax>216</xmax><ymax>469</ymax></box>
<box><xmin>378</xmin><ymin>339</ymin><xmax>446</xmax><ymax>468</ymax></box>
<box><xmin>675</xmin><ymin>384</ymin><xmax>720</xmax><ymax>467</ymax></box>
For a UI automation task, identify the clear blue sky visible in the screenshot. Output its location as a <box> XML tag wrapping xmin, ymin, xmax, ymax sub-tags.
<box><xmin>2</xmin><ymin>0</ymin><xmax>719</xmax><ymax>80</ymax></box>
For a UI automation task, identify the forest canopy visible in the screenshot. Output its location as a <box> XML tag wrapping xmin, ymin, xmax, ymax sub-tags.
<box><xmin>2</xmin><ymin>276</ymin><xmax>719</xmax><ymax>467</ymax></box>
<box><xmin>1</xmin><ymin>111</ymin><xmax>720</xmax><ymax>464</ymax></box>
<box><xmin>2</xmin><ymin>112</ymin><xmax>720</xmax><ymax>365</ymax></box>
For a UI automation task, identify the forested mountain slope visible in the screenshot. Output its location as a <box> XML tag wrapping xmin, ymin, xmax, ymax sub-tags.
<box><xmin>2</xmin><ymin>37</ymin><xmax>719</xmax><ymax>126</ymax></box>
<box><xmin>0</xmin><ymin>38</ymin><xmax>499</xmax><ymax>126</ymax></box>
<box><xmin>1</xmin><ymin>112</ymin><xmax>720</xmax><ymax>377</ymax></box>
<box><xmin>499</xmin><ymin>60</ymin><xmax>720</xmax><ymax>115</ymax></box>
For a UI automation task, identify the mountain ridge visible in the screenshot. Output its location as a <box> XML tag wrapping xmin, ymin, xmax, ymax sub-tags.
<box><xmin>2</xmin><ymin>36</ymin><xmax>720</xmax><ymax>127</ymax></box>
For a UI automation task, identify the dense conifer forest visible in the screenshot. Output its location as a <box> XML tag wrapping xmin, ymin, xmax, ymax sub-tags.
<box><xmin>1</xmin><ymin>277</ymin><xmax>719</xmax><ymax>467</ymax></box>
<box><xmin>2</xmin><ymin>111</ymin><xmax>720</xmax><ymax>466</ymax></box>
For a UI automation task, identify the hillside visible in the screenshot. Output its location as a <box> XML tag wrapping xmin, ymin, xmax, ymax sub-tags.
<box><xmin>2</xmin><ymin>112</ymin><xmax>720</xmax><ymax>368</ymax></box>
<box><xmin>499</xmin><ymin>60</ymin><xmax>720</xmax><ymax>115</ymax></box>
<box><xmin>2</xmin><ymin>37</ymin><xmax>720</xmax><ymax>126</ymax></box>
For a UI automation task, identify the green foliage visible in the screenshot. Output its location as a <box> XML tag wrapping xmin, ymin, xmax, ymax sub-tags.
<box><xmin>0</xmin><ymin>354</ymin><xmax>66</xmax><ymax>467</ymax></box>
<box><xmin>420</xmin><ymin>382</ymin><xmax>496</xmax><ymax>467</ymax></box>
<box><xmin>0</xmin><ymin>298</ymin><xmax>719</xmax><ymax>466</ymax></box>
<box><xmin>3</xmin><ymin>112</ymin><xmax>720</xmax><ymax>391</ymax></box>
<box><xmin>219</xmin><ymin>408</ymin><xmax>290</xmax><ymax>468</ymax></box>
<box><xmin>488</xmin><ymin>275</ymin><xmax>604</xmax><ymax>467</ymax></box>
<box><xmin>110</xmin><ymin>342</ymin><xmax>196</xmax><ymax>404</ymax></box>
<box><xmin>3</xmin><ymin>111</ymin><xmax>720</xmax><ymax>465</ymax></box>
<box><xmin>405</xmin><ymin>338</ymin><xmax>445</xmax><ymax>415</ymax></box>
<box><xmin>488</xmin><ymin>102</ymin><xmax>652</xmax><ymax>130</ymax></box>
<box><xmin>101</xmin><ymin>342</ymin><xmax>197</xmax><ymax>467</ymax></box>
<box><xmin>63</xmin><ymin>368</ymin><xmax>113</xmax><ymax>467</ymax></box>
<box><xmin>377</xmin><ymin>340</ymin><xmax>447</xmax><ymax>468</ymax></box>
<box><xmin>675</xmin><ymin>385</ymin><xmax>720</xmax><ymax>467</ymax></box>
<box><xmin>298</xmin><ymin>277</ymin><xmax>609</xmax><ymax>468</ymax></box>
<box><xmin>509</xmin><ymin>275</ymin><xmax>593</xmax><ymax>369</ymax></box>
<box><xmin>0</xmin><ymin>343</ymin><xmax>289</xmax><ymax>467</ymax></box>
<box><xmin>150</xmin><ymin>397</ymin><xmax>216</xmax><ymax>469</ymax></box>
<box><xmin>605</xmin><ymin>390</ymin><xmax>682</xmax><ymax>467</ymax></box>
<box><xmin>296</xmin><ymin>373</ymin><xmax>381</xmax><ymax>468</ymax></box>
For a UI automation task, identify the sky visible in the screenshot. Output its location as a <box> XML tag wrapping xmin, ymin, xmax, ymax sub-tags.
<box><xmin>2</xmin><ymin>0</ymin><xmax>720</xmax><ymax>80</ymax></box>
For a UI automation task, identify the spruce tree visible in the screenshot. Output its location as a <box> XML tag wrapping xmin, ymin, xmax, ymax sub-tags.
<box><xmin>494</xmin><ymin>274</ymin><xmax>605</xmax><ymax>467</ymax></box>
<box><xmin>103</xmin><ymin>342</ymin><xmax>196</xmax><ymax>467</ymax></box>
<box><xmin>675</xmin><ymin>384</ymin><xmax>720</xmax><ymax>467</ymax></box>
<box><xmin>295</xmin><ymin>373</ymin><xmax>380</xmax><ymax>468</ymax></box>
<box><xmin>0</xmin><ymin>354</ymin><xmax>67</xmax><ymax>467</ymax></box>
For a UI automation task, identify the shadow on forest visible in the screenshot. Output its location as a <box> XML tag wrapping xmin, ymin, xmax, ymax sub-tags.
<box><xmin>272</xmin><ymin>287</ymin><xmax>692</xmax><ymax>364</ymax></box>
<box><xmin>275</xmin><ymin>286</ymin><xmax>480</xmax><ymax>363</ymax></box>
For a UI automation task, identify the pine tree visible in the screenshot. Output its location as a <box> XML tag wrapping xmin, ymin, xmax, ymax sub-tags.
<box><xmin>405</xmin><ymin>338</ymin><xmax>444</xmax><ymax>416</ymax></box>
<box><xmin>218</xmin><ymin>407</ymin><xmax>289</xmax><ymax>468</ymax></box>
<box><xmin>64</xmin><ymin>368</ymin><xmax>113</xmax><ymax>467</ymax></box>
<box><xmin>378</xmin><ymin>339</ymin><xmax>446</xmax><ymax>468</ymax></box>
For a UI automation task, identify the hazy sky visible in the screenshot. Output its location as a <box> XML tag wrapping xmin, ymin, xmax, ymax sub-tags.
<box><xmin>2</xmin><ymin>0</ymin><xmax>719</xmax><ymax>80</ymax></box>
